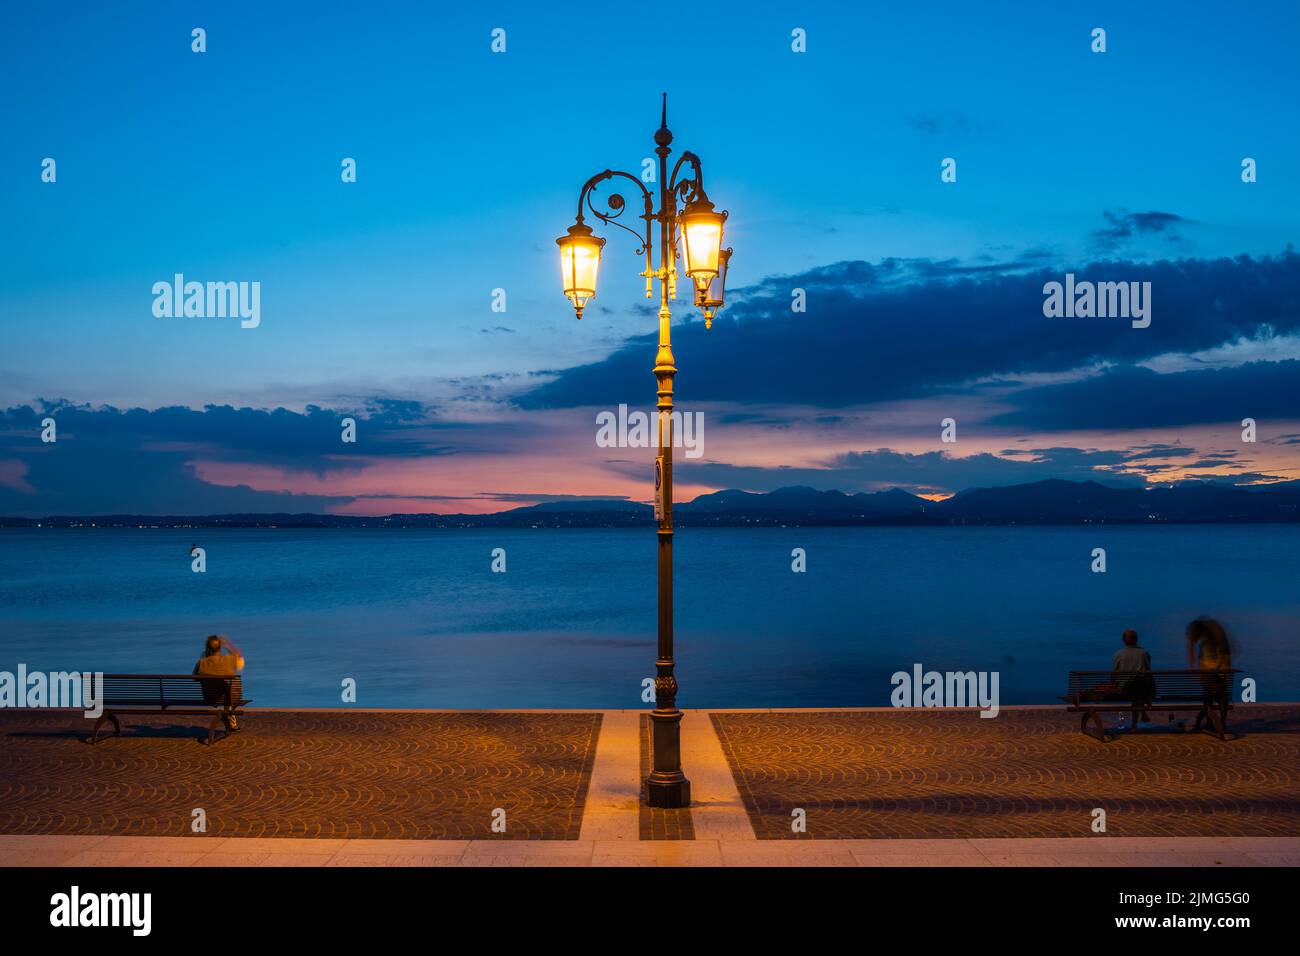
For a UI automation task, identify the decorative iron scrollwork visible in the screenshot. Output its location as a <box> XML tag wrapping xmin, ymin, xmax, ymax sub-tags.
<box><xmin>668</xmin><ymin>151</ymin><xmax>704</xmax><ymax>207</ymax></box>
<box><xmin>577</xmin><ymin>169</ymin><xmax>654</xmax><ymax>257</ymax></box>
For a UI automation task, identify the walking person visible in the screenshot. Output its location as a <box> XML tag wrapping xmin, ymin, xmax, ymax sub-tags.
<box><xmin>1185</xmin><ymin>616</ymin><xmax>1232</xmax><ymax>735</ymax></box>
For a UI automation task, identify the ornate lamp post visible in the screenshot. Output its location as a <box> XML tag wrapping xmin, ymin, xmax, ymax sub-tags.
<box><xmin>556</xmin><ymin>94</ymin><xmax>732</xmax><ymax>808</ymax></box>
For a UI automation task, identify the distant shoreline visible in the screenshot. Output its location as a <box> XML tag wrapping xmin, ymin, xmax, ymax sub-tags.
<box><xmin>3</xmin><ymin>478</ymin><xmax>1297</xmax><ymax>528</ymax></box>
<box><xmin>3</xmin><ymin>516</ymin><xmax>1298</xmax><ymax>529</ymax></box>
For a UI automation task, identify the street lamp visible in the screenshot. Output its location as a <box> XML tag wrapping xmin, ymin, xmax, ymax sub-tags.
<box><xmin>556</xmin><ymin>94</ymin><xmax>732</xmax><ymax>808</ymax></box>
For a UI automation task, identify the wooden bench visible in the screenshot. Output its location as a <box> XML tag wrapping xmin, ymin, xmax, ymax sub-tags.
<box><xmin>90</xmin><ymin>674</ymin><xmax>250</xmax><ymax>745</ymax></box>
<box><xmin>1062</xmin><ymin>669</ymin><xmax>1238</xmax><ymax>742</ymax></box>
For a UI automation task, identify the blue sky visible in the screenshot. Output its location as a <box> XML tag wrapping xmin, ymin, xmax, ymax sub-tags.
<box><xmin>1</xmin><ymin>1</ymin><xmax>1298</xmax><ymax>514</ymax></box>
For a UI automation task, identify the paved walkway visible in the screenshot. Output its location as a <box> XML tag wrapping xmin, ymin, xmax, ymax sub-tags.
<box><xmin>2</xmin><ymin>705</ymin><xmax>1297</xmax><ymax>866</ymax></box>
<box><xmin>2</xmin><ymin>833</ymin><xmax>1296</xmax><ymax>867</ymax></box>
<box><xmin>713</xmin><ymin>705</ymin><xmax>1300</xmax><ymax>838</ymax></box>
<box><xmin>0</xmin><ymin>710</ymin><xmax>601</xmax><ymax>839</ymax></box>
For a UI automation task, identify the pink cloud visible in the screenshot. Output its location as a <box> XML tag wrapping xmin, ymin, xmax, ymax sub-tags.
<box><xmin>0</xmin><ymin>459</ymin><xmax>35</xmax><ymax>494</ymax></box>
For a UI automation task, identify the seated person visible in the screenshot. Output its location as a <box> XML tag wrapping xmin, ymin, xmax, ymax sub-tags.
<box><xmin>1111</xmin><ymin>628</ymin><xmax>1153</xmax><ymax>724</ymax></box>
<box><xmin>193</xmin><ymin>635</ymin><xmax>246</xmax><ymax>731</ymax></box>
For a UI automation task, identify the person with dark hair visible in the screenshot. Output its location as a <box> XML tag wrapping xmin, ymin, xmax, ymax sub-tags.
<box><xmin>1112</xmin><ymin>628</ymin><xmax>1153</xmax><ymax>726</ymax></box>
<box><xmin>1186</xmin><ymin>616</ymin><xmax>1232</xmax><ymax>734</ymax></box>
<box><xmin>193</xmin><ymin>634</ymin><xmax>245</xmax><ymax>732</ymax></box>
<box><xmin>1186</xmin><ymin>616</ymin><xmax>1231</xmax><ymax>670</ymax></box>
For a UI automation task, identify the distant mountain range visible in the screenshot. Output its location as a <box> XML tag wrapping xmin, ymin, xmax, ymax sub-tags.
<box><xmin>3</xmin><ymin>479</ymin><xmax>1299</xmax><ymax>528</ymax></box>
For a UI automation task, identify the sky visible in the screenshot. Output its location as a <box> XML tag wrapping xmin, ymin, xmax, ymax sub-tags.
<box><xmin>1</xmin><ymin>0</ymin><xmax>1298</xmax><ymax>516</ymax></box>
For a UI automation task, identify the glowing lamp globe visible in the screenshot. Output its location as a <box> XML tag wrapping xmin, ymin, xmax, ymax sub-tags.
<box><xmin>679</xmin><ymin>198</ymin><xmax>727</xmax><ymax>293</ymax></box>
<box><xmin>556</xmin><ymin>222</ymin><xmax>606</xmax><ymax>319</ymax></box>
<box><xmin>697</xmin><ymin>248</ymin><xmax>732</xmax><ymax>328</ymax></box>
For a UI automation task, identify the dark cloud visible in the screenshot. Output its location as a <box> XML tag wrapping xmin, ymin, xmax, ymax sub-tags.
<box><xmin>991</xmin><ymin>360</ymin><xmax>1300</xmax><ymax>430</ymax></box>
<box><xmin>905</xmin><ymin>112</ymin><xmax>970</xmax><ymax>135</ymax></box>
<box><xmin>0</xmin><ymin>440</ymin><xmax>354</xmax><ymax>517</ymax></box>
<box><xmin>476</xmin><ymin>492</ymin><xmax>634</xmax><ymax>504</ymax></box>
<box><xmin>518</xmin><ymin>252</ymin><xmax>1300</xmax><ymax>410</ymax></box>
<box><xmin>1091</xmin><ymin>210</ymin><xmax>1191</xmax><ymax>253</ymax></box>
<box><xmin>0</xmin><ymin>401</ymin><xmax>458</xmax><ymax>517</ymax></box>
<box><xmin>619</xmin><ymin>447</ymin><xmax>1149</xmax><ymax>496</ymax></box>
<box><xmin>0</xmin><ymin>400</ymin><xmax>454</xmax><ymax>473</ymax></box>
<box><xmin>716</xmin><ymin>411</ymin><xmax>798</xmax><ymax>427</ymax></box>
<box><xmin>996</xmin><ymin>443</ymin><xmax>1202</xmax><ymax>465</ymax></box>
<box><xmin>1208</xmin><ymin>472</ymin><xmax>1298</xmax><ymax>486</ymax></box>
<box><xmin>1115</xmin><ymin>443</ymin><xmax>1199</xmax><ymax>461</ymax></box>
<box><xmin>1179</xmin><ymin>460</ymin><xmax>1246</xmax><ymax>471</ymax></box>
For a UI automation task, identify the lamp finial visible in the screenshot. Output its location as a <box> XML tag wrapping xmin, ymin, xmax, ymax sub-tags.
<box><xmin>655</xmin><ymin>93</ymin><xmax>672</xmax><ymax>147</ymax></box>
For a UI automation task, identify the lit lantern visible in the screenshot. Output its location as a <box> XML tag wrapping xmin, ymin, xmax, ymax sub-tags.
<box><xmin>697</xmin><ymin>247</ymin><xmax>731</xmax><ymax>328</ymax></box>
<box><xmin>678</xmin><ymin>197</ymin><xmax>727</xmax><ymax>292</ymax></box>
<box><xmin>556</xmin><ymin>222</ymin><xmax>606</xmax><ymax>319</ymax></box>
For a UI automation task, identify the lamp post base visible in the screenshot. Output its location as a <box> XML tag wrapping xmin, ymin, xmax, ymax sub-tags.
<box><xmin>647</xmin><ymin>705</ymin><xmax>690</xmax><ymax>808</ymax></box>
<box><xmin>645</xmin><ymin>773</ymin><xmax>691</xmax><ymax>808</ymax></box>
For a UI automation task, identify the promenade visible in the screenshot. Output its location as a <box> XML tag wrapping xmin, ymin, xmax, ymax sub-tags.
<box><xmin>2</xmin><ymin>704</ymin><xmax>1297</xmax><ymax>867</ymax></box>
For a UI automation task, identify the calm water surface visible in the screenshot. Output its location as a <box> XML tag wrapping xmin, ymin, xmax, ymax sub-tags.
<box><xmin>1</xmin><ymin>526</ymin><xmax>1296</xmax><ymax>707</ymax></box>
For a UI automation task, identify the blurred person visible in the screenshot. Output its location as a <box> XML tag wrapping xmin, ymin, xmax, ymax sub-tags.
<box><xmin>1185</xmin><ymin>616</ymin><xmax>1232</xmax><ymax>734</ymax></box>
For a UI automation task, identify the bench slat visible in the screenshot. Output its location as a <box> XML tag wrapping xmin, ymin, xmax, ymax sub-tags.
<box><xmin>98</xmin><ymin>674</ymin><xmax>246</xmax><ymax>710</ymax></box>
<box><xmin>1063</xmin><ymin>669</ymin><xmax>1238</xmax><ymax>706</ymax></box>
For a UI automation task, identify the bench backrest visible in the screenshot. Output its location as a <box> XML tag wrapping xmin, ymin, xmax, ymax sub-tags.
<box><xmin>100</xmin><ymin>674</ymin><xmax>245</xmax><ymax>708</ymax></box>
<box><xmin>1066</xmin><ymin>669</ymin><xmax>1238</xmax><ymax>704</ymax></box>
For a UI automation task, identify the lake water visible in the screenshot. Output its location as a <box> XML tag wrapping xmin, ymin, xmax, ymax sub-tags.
<box><xmin>1</xmin><ymin>526</ymin><xmax>1297</xmax><ymax>707</ymax></box>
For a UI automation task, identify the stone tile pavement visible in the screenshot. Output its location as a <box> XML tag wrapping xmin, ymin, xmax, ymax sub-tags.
<box><xmin>712</xmin><ymin>706</ymin><xmax>1300</xmax><ymax>839</ymax></box>
<box><xmin>0</xmin><ymin>710</ymin><xmax>601</xmax><ymax>839</ymax></box>
<box><xmin>2</xmin><ymin>704</ymin><xmax>1297</xmax><ymax>866</ymax></box>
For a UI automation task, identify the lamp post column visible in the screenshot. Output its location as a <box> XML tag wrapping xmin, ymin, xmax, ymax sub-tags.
<box><xmin>646</xmin><ymin>109</ymin><xmax>690</xmax><ymax>808</ymax></box>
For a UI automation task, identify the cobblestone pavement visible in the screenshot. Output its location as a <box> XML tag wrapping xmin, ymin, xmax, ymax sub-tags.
<box><xmin>711</xmin><ymin>706</ymin><xmax>1300</xmax><ymax>839</ymax></box>
<box><xmin>639</xmin><ymin>714</ymin><xmax>694</xmax><ymax>841</ymax></box>
<box><xmin>0</xmin><ymin>711</ymin><xmax>601</xmax><ymax>840</ymax></box>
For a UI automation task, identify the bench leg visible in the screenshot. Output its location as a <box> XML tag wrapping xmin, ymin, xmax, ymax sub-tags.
<box><xmin>1080</xmin><ymin>709</ymin><xmax>1109</xmax><ymax>742</ymax></box>
<box><xmin>90</xmin><ymin>712</ymin><xmax>120</xmax><ymax>744</ymax></box>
